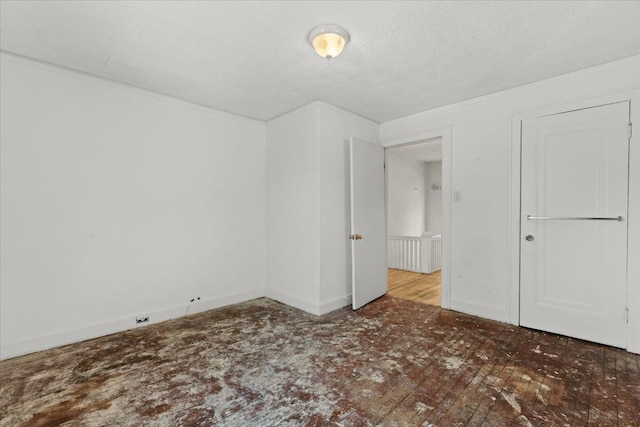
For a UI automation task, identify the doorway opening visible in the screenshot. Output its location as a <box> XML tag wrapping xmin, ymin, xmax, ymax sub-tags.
<box><xmin>385</xmin><ymin>137</ymin><xmax>443</xmax><ymax>307</ymax></box>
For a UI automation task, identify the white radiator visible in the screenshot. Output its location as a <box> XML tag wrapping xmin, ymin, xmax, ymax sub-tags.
<box><xmin>388</xmin><ymin>234</ymin><xmax>442</xmax><ymax>274</ymax></box>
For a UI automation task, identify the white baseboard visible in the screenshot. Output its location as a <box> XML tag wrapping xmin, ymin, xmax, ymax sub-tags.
<box><xmin>265</xmin><ymin>289</ymin><xmax>321</xmax><ymax>315</ymax></box>
<box><xmin>264</xmin><ymin>290</ymin><xmax>352</xmax><ymax>316</ymax></box>
<box><xmin>319</xmin><ymin>295</ymin><xmax>351</xmax><ymax>315</ymax></box>
<box><xmin>0</xmin><ymin>289</ymin><xmax>264</xmax><ymax>361</ymax></box>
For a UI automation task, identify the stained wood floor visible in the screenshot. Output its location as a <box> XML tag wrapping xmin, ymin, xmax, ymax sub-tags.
<box><xmin>387</xmin><ymin>268</ymin><xmax>441</xmax><ymax>306</ymax></box>
<box><xmin>1</xmin><ymin>297</ymin><xmax>638</xmax><ymax>426</ymax></box>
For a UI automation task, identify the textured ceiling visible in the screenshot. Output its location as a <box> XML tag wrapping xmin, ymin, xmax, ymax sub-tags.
<box><xmin>1</xmin><ymin>1</ymin><xmax>639</xmax><ymax>122</ymax></box>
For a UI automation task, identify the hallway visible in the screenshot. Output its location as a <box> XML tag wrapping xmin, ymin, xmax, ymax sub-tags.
<box><xmin>387</xmin><ymin>268</ymin><xmax>441</xmax><ymax>306</ymax></box>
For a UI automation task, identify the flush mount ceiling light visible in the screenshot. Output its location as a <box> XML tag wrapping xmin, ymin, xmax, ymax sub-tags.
<box><xmin>308</xmin><ymin>24</ymin><xmax>350</xmax><ymax>59</ymax></box>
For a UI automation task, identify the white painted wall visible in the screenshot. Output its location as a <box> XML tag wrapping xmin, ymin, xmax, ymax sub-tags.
<box><xmin>387</xmin><ymin>155</ymin><xmax>442</xmax><ymax>237</ymax></box>
<box><xmin>424</xmin><ymin>161</ymin><xmax>442</xmax><ymax>235</ymax></box>
<box><xmin>3</xmin><ymin>51</ymin><xmax>637</xmax><ymax>359</ymax></box>
<box><xmin>0</xmin><ymin>54</ymin><xmax>266</xmax><ymax>359</ymax></box>
<box><xmin>379</xmin><ymin>55</ymin><xmax>640</xmax><ymax>353</ymax></box>
<box><xmin>318</xmin><ymin>103</ymin><xmax>379</xmax><ymax>312</ymax></box>
<box><xmin>265</xmin><ymin>101</ymin><xmax>378</xmax><ymax>315</ymax></box>
<box><xmin>386</xmin><ymin>152</ymin><xmax>427</xmax><ymax>236</ymax></box>
<box><xmin>265</xmin><ymin>104</ymin><xmax>321</xmax><ymax>313</ymax></box>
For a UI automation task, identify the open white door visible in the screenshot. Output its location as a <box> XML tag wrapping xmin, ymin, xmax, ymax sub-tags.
<box><xmin>349</xmin><ymin>137</ymin><xmax>387</xmax><ymax>310</ymax></box>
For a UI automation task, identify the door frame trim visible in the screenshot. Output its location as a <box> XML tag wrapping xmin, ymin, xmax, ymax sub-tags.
<box><xmin>509</xmin><ymin>89</ymin><xmax>640</xmax><ymax>352</ymax></box>
<box><xmin>382</xmin><ymin>126</ymin><xmax>453</xmax><ymax>309</ymax></box>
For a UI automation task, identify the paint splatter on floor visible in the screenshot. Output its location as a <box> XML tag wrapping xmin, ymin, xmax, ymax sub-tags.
<box><xmin>1</xmin><ymin>296</ymin><xmax>638</xmax><ymax>426</ymax></box>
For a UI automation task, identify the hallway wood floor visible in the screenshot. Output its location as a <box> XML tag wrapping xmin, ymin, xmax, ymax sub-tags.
<box><xmin>387</xmin><ymin>268</ymin><xmax>441</xmax><ymax>306</ymax></box>
<box><xmin>1</xmin><ymin>297</ymin><xmax>638</xmax><ymax>426</ymax></box>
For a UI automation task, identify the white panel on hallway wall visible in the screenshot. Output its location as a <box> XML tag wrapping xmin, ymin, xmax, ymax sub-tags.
<box><xmin>0</xmin><ymin>54</ymin><xmax>266</xmax><ymax>359</ymax></box>
<box><xmin>387</xmin><ymin>152</ymin><xmax>427</xmax><ymax>236</ymax></box>
<box><xmin>424</xmin><ymin>161</ymin><xmax>443</xmax><ymax>235</ymax></box>
<box><xmin>387</xmin><ymin>154</ymin><xmax>442</xmax><ymax>238</ymax></box>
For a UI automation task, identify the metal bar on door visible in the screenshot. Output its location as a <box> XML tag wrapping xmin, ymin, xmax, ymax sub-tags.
<box><xmin>526</xmin><ymin>215</ymin><xmax>623</xmax><ymax>221</ymax></box>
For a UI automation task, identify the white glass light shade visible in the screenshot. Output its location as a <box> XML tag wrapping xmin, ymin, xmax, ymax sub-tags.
<box><xmin>308</xmin><ymin>25</ymin><xmax>350</xmax><ymax>59</ymax></box>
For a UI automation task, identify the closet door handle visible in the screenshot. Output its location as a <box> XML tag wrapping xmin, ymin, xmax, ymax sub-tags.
<box><xmin>526</xmin><ymin>215</ymin><xmax>623</xmax><ymax>221</ymax></box>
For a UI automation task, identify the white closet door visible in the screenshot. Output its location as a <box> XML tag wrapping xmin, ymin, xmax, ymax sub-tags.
<box><xmin>520</xmin><ymin>102</ymin><xmax>630</xmax><ymax>348</ymax></box>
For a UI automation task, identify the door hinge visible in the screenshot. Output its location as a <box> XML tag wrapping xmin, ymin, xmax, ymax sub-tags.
<box><xmin>625</xmin><ymin>307</ymin><xmax>629</xmax><ymax>323</ymax></box>
<box><xmin>629</xmin><ymin>122</ymin><xmax>633</xmax><ymax>139</ymax></box>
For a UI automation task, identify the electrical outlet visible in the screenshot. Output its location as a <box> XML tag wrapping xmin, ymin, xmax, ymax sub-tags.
<box><xmin>136</xmin><ymin>314</ymin><xmax>149</xmax><ymax>324</ymax></box>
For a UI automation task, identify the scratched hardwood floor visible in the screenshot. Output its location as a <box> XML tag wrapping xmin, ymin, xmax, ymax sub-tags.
<box><xmin>1</xmin><ymin>297</ymin><xmax>638</xmax><ymax>426</ymax></box>
<box><xmin>387</xmin><ymin>268</ymin><xmax>441</xmax><ymax>306</ymax></box>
